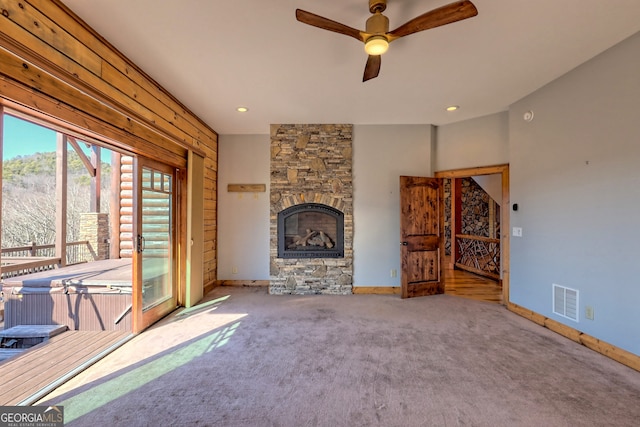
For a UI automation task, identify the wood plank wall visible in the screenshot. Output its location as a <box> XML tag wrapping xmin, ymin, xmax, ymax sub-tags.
<box><xmin>0</xmin><ymin>0</ymin><xmax>218</xmax><ymax>287</ymax></box>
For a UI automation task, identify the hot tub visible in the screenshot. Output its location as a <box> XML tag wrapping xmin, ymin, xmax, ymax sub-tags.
<box><xmin>1</xmin><ymin>259</ymin><xmax>132</xmax><ymax>331</ymax></box>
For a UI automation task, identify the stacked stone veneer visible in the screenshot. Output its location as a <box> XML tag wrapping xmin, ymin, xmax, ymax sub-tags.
<box><xmin>444</xmin><ymin>179</ymin><xmax>452</xmax><ymax>255</ymax></box>
<box><xmin>270</xmin><ymin>124</ymin><xmax>353</xmax><ymax>295</ymax></box>
<box><xmin>79</xmin><ymin>212</ymin><xmax>110</xmax><ymax>261</ymax></box>
<box><xmin>444</xmin><ymin>177</ymin><xmax>500</xmax><ymax>255</ymax></box>
<box><xmin>461</xmin><ymin>178</ymin><xmax>499</xmax><ymax>238</ymax></box>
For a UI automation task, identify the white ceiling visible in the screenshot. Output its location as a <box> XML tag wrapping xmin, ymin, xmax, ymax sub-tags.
<box><xmin>60</xmin><ymin>0</ymin><xmax>640</xmax><ymax>135</ymax></box>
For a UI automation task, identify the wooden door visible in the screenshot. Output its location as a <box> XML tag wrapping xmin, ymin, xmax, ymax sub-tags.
<box><xmin>400</xmin><ymin>176</ymin><xmax>444</xmax><ymax>298</ymax></box>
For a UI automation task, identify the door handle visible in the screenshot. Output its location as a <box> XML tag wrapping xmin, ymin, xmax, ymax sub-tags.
<box><xmin>136</xmin><ymin>235</ymin><xmax>145</xmax><ymax>253</ymax></box>
<box><xmin>401</xmin><ymin>242</ymin><xmax>408</xmax><ymax>246</ymax></box>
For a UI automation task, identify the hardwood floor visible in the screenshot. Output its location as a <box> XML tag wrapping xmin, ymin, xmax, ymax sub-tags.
<box><xmin>444</xmin><ymin>258</ymin><xmax>502</xmax><ymax>304</ymax></box>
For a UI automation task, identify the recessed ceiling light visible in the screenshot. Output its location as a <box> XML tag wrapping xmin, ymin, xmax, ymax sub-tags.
<box><xmin>236</xmin><ymin>106</ymin><xmax>249</xmax><ymax>112</ymax></box>
<box><xmin>446</xmin><ymin>105</ymin><xmax>459</xmax><ymax>112</ymax></box>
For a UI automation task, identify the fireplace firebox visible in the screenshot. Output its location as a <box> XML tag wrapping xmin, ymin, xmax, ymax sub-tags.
<box><xmin>277</xmin><ymin>203</ymin><xmax>344</xmax><ymax>258</ymax></box>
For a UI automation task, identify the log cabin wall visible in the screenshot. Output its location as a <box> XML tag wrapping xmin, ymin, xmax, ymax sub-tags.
<box><xmin>0</xmin><ymin>0</ymin><xmax>218</xmax><ymax>287</ymax></box>
<box><xmin>119</xmin><ymin>155</ymin><xmax>133</xmax><ymax>258</ymax></box>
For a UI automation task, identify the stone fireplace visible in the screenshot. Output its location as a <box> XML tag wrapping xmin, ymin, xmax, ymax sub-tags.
<box><xmin>270</xmin><ymin>124</ymin><xmax>353</xmax><ymax>295</ymax></box>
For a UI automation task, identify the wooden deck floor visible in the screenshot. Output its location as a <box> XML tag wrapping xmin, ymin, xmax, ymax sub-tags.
<box><xmin>0</xmin><ymin>330</ymin><xmax>132</xmax><ymax>405</ymax></box>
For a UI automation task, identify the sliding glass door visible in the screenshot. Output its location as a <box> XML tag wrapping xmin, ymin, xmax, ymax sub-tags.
<box><xmin>133</xmin><ymin>157</ymin><xmax>177</xmax><ymax>332</ymax></box>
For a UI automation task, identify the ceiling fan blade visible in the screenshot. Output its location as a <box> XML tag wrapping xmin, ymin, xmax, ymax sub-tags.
<box><xmin>296</xmin><ymin>9</ymin><xmax>364</xmax><ymax>42</ymax></box>
<box><xmin>388</xmin><ymin>1</ymin><xmax>478</xmax><ymax>40</ymax></box>
<box><xmin>363</xmin><ymin>55</ymin><xmax>381</xmax><ymax>82</ymax></box>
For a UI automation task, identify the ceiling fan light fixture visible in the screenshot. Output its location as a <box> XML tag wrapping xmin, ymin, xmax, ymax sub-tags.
<box><xmin>296</xmin><ymin>0</ymin><xmax>478</xmax><ymax>81</ymax></box>
<box><xmin>364</xmin><ymin>36</ymin><xmax>389</xmax><ymax>55</ymax></box>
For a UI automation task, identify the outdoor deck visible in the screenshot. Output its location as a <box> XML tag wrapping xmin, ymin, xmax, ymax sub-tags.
<box><xmin>0</xmin><ymin>329</ymin><xmax>132</xmax><ymax>405</ymax></box>
<box><xmin>1</xmin><ymin>259</ymin><xmax>133</xmax><ymax>331</ymax></box>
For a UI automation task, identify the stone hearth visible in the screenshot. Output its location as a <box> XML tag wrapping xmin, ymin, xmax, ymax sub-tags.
<box><xmin>270</xmin><ymin>124</ymin><xmax>353</xmax><ymax>295</ymax></box>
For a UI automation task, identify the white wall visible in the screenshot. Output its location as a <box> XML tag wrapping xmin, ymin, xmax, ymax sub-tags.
<box><xmin>473</xmin><ymin>174</ymin><xmax>503</xmax><ymax>205</ymax></box>
<box><xmin>435</xmin><ymin>112</ymin><xmax>509</xmax><ymax>171</ymax></box>
<box><xmin>509</xmin><ymin>32</ymin><xmax>640</xmax><ymax>355</ymax></box>
<box><xmin>217</xmin><ymin>134</ymin><xmax>270</xmax><ymax>280</ymax></box>
<box><xmin>352</xmin><ymin>125</ymin><xmax>433</xmax><ymax>287</ymax></box>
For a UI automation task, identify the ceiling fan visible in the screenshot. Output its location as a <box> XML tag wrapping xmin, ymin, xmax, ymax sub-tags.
<box><xmin>296</xmin><ymin>0</ymin><xmax>478</xmax><ymax>82</ymax></box>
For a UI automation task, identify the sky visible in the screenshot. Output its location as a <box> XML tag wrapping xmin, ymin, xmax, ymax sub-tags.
<box><xmin>2</xmin><ymin>114</ymin><xmax>108</xmax><ymax>160</ymax></box>
<box><xmin>3</xmin><ymin>114</ymin><xmax>57</xmax><ymax>160</ymax></box>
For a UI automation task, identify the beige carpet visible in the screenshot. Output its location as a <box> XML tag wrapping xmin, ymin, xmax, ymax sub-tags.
<box><xmin>39</xmin><ymin>287</ymin><xmax>640</xmax><ymax>426</ymax></box>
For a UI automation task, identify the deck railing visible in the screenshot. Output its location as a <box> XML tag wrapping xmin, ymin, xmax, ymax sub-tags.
<box><xmin>0</xmin><ymin>241</ymin><xmax>94</xmax><ymax>279</ymax></box>
<box><xmin>1</xmin><ymin>243</ymin><xmax>55</xmax><ymax>258</ymax></box>
<box><xmin>66</xmin><ymin>241</ymin><xmax>94</xmax><ymax>265</ymax></box>
<box><xmin>455</xmin><ymin>234</ymin><xmax>500</xmax><ymax>280</ymax></box>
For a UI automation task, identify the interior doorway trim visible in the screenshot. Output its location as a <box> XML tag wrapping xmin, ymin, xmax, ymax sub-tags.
<box><xmin>434</xmin><ymin>164</ymin><xmax>510</xmax><ymax>304</ymax></box>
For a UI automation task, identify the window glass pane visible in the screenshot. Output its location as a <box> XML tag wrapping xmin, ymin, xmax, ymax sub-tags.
<box><xmin>142</xmin><ymin>167</ymin><xmax>152</xmax><ymax>190</ymax></box>
<box><xmin>153</xmin><ymin>171</ymin><xmax>163</xmax><ymax>191</ymax></box>
<box><xmin>163</xmin><ymin>174</ymin><xmax>171</xmax><ymax>193</ymax></box>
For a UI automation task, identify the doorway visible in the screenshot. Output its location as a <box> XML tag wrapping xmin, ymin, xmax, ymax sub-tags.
<box><xmin>435</xmin><ymin>164</ymin><xmax>510</xmax><ymax>305</ymax></box>
<box><xmin>132</xmin><ymin>157</ymin><xmax>178</xmax><ymax>332</ymax></box>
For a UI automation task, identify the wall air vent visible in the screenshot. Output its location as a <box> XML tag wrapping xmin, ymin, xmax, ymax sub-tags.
<box><xmin>553</xmin><ymin>284</ymin><xmax>579</xmax><ymax>321</ymax></box>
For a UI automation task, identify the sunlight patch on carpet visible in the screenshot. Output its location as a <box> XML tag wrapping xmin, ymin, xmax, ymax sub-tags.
<box><xmin>176</xmin><ymin>295</ymin><xmax>231</xmax><ymax>318</ymax></box>
<box><xmin>56</xmin><ymin>317</ymin><xmax>245</xmax><ymax>423</ymax></box>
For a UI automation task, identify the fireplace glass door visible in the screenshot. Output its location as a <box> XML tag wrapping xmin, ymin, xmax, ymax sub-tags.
<box><xmin>277</xmin><ymin>203</ymin><xmax>344</xmax><ymax>258</ymax></box>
